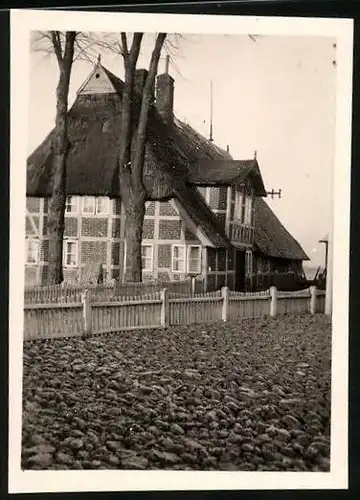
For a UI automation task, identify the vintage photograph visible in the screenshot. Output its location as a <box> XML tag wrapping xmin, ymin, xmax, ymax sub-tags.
<box><xmin>9</xmin><ymin>9</ymin><xmax>352</xmax><ymax>494</ymax></box>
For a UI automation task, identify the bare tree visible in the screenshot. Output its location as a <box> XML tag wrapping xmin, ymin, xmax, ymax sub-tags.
<box><xmin>32</xmin><ymin>31</ymin><xmax>168</xmax><ymax>283</ymax></box>
<box><xmin>36</xmin><ymin>31</ymin><xmax>77</xmax><ymax>284</ymax></box>
<box><xmin>32</xmin><ymin>31</ymin><xmax>100</xmax><ymax>284</ymax></box>
<box><xmin>117</xmin><ymin>33</ymin><xmax>167</xmax><ymax>282</ymax></box>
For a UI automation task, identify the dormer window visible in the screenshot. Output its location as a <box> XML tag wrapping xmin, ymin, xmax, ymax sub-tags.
<box><xmin>234</xmin><ymin>186</ymin><xmax>253</xmax><ymax>225</ymax></box>
<box><xmin>234</xmin><ymin>189</ymin><xmax>243</xmax><ymax>221</ymax></box>
<box><xmin>244</xmin><ymin>196</ymin><xmax>253</xmax><ymax>225</ymax></box>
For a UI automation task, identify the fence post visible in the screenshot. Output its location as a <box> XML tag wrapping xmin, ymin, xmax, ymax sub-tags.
<box><xmin>222</xmin><ymin>286</ymin><xmax>229</xmax><ymax>322</ymax></box>
<box><xmin>310</xmin><ymin>285</ymin><xmax>317</xmax><ymax>315</ymax></box>
<box><xmin>270</xmin><ymin>286</ymin><xmax>277</xmax><ymax>318</ymax></box>
<box><xmin>160</xmin><ymin>288</ymin><xmax>169</xmax><ymax>328</ymax></box>
<box><xmin>191</xmin><ymin>276</ymin><xmax>196</xmax><ymax>295</ymax></box>
<box><xmin>81</xmin><ymin>289</ymin><xmax>92</xmax><ymax>337</ymax></box>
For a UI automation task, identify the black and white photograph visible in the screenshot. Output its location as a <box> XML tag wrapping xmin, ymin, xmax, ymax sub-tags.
<box><xmin>9</xmin><ymin>9</ymin><xmax>352</xmax><ymax>494</ymax></box>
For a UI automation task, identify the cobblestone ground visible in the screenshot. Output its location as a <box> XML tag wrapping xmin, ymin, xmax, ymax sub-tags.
<box><xmin>22</xmin><ymin>315</ymin><xmax>331</xmax><ymax>471</ymax></box>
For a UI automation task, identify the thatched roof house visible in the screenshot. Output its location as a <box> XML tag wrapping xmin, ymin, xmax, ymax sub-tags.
<box><xmin>27</xmin><ymin>62</ymin><xmax>268</xmax><ymax>250</ymax></box>
<box><xmin>25</xmin><ymin>60</ymin><xmax>308</xmax><ymax>289</ymax></box>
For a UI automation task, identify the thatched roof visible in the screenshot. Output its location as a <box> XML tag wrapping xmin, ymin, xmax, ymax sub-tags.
<box><xmin>27</xmin><ymin>63</ymin><xmax>267</xmax><ymax>198</ymax></box>
<box><xmin>27</xmin><ymin>92</ymin><xmax>188</xmax><ymax>199</ymax></box>
<box><xmin>253</xmin><ymin>198</ymin><xmax>309</xmax><ymax>261</ymax></box>
<box><xmin>27</xmin><ymin>64</ymin><xmax>233</xmax><ymax>248</ymax></box>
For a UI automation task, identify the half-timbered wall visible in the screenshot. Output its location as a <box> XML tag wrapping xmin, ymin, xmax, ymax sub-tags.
<box><xmin>228</xmin><ymin>180</ymin><xmax>255</xmax><ymax>248</ymax></box>
<box><xmin>25</xmin><ymin>196</ymin><xmax>207</xmax><ymax>287</ymax></box>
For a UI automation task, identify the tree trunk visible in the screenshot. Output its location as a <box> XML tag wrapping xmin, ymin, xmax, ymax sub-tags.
<box><xmin>118</xmin><ymin>32</ymin><xmax>166</xmax><ymax>283</ymax></box>
<box><xmin>123</xmin><ymin>191</ymin><xmax>146</xmax><ymax>282</ymax></box>
<box><xmin>47</xmin><ymin>71</ymin><xmax>70</xmax><ymax>284</ymax></box>
<box><xmin>46</xmin><ymin>31</ymin><xmax>75</xmax><ymax>285</ymax></box>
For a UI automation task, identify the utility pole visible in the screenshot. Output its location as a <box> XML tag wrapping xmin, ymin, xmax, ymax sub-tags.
<box><xmin>266</xmin><ymin>189</ymin><xmax>282</xmax><ymax>199</ymax></box>
<box><xmin>325</xmin><ymin>229</ymin><xmax>333</xmax><ymax>315</ymax></box>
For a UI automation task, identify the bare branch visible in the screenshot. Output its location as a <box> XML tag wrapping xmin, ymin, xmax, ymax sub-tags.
<box><xmin>73</xmin><ymin>35</ymin><xmax>98</xmax><ymax>64</ymax></box>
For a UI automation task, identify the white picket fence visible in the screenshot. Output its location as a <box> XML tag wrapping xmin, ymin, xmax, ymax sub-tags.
<box><xmin>23</xmin><ymin>279</ymin><xmax>196</xmax><ymax>304</ymax></box>
<box><xmin>23</xmin><ymin>286</ymin><xmax>326</xmax><ymax>341</ymax></box>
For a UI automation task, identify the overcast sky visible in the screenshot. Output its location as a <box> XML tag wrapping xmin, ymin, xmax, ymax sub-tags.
<box><xmin>28</xmin><ymin>34</ymin><xmax>336</xmax><ymax>268</ymax></box>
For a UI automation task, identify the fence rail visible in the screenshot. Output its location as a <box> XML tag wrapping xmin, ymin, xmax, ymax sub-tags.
<box><xmin>23</xmin><ymin>285</ymin><xmax>326</xmax><ymax>341</ymax></box>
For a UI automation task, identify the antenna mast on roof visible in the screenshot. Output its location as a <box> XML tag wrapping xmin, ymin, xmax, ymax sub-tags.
<box><xmin>209</xmin><ymin>81</ymin><xmax>214</xmax><ymax>142</ymax></box>
<box><xmin>165</xmin><ymin>54</ymin><xmax>170</xmax><ymax>74</ymax></box>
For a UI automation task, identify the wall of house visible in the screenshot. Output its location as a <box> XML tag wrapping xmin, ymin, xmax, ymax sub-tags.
<box><xmin>197</xmin><ymin>182</ymin><xmax>255</xmax><ymax>249</ymax></box>
<box><xmin>196</xmin><ymin>183</ymin><xmax>256</xmax><ymax>291</ymax></box>
<box><xmin>205</xmin><ymin>246</ymin><xmax>236</xmax><ymax>292</ymax></box>
<box><xmin>228</xmin><ymin>180</ymin><xmax>255</xmax><ymax>248</ymax></box>
<box><xmin>25</xmin><ymin>196</ymin><xmax>207</xmax><ymax>287</ymax></box>
<box><xmin>25</xmin><ymin>184</ymin><xmax>258</xmax><ymax>290</ymax></box>
<box><xmin>25</xmin><ymin>196</ymin><xmax>116</xmax><ymax>285</ymax></box>
<box><xmin>121</xmin><ymin>198</ymin><xmax>204</xmax><ymax>284</ymax></box>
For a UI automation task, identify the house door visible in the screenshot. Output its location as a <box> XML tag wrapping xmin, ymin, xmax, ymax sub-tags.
<box><xmin>235</xmin><ymin>249</ymin><xmax>246</xmax><ymax>291</ymax></box>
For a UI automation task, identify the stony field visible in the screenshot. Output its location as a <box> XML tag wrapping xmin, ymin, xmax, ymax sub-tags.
<box><xmin>21</xmin><ymin>315</ymin><xmax>331</xmax><ymax>471</ymax></box>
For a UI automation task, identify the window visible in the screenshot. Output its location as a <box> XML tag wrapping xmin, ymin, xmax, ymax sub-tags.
<box><xmin>172</xmin><ymin>245</ymin><xmax>185</xmax><ymax>273</ymax></box>
<box><xmin>82</xmin><ymin>196</ymin><xmax>109</xmax><ymax>215</ymax></box>
<box><xmin>26</xmin><ymin>239</ymin><xmax>39</xmax><ymax>264</ymax></box>
<box><xmin>65</xmin><ymin>196</ymin><xmax>77</xmax><ymax>214</ymax></box>
<box><xmin>63</xmin><ymin>240</ymin><xmax>78</xmax><ymax>267</ymax></box>
<box><xmin>241</xmin><ymin>196</ymin><xmax>246</xmax><ymax>223</ymax></box>
<box><xmin>96</xmin><ymin>197</ymin><xmax>109</xmax><ymax>215</ymax></box>
<box><xmin>234</xmin><ymin>190</ymin><xmax>243</xmax><ymax>221</ymax></box>
<box><xmin>82</xmin><ymin>196</ymin><xmax>96</xmax><ymax>214</ymax></box>
<box><xmin>234</xmin><ymin>187</ymin><xmax>248</xmax><ymax>223</ymax></box>
<box><xmin>244</xmin><ymin>196</ymin><xmax>252</xmax><ymax>225</ymax></box>
<box><xmin>123</xmin><ymin>243</ymin><xmax>153</xmax><ymax>272</ymax></box>
<box><xmin>187</xmin><ymin>245</ymin><xmax>202</xmax><ymax>274</ymax></box>
<box><xmin>141</xmin><ymin>245</ymin><xmax>153</xmax><ymax>272</ymax></box>
<box><xmin>245</xmin><ymin>250</ymin><xmax>253</xmax><ymax>276</ymax></box>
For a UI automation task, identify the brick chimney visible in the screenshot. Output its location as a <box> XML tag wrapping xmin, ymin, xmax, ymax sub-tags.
<box><xmin>156</xmin><ymin>55</ymin><xmax>174</xmax><ymax>123</ymax></box>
